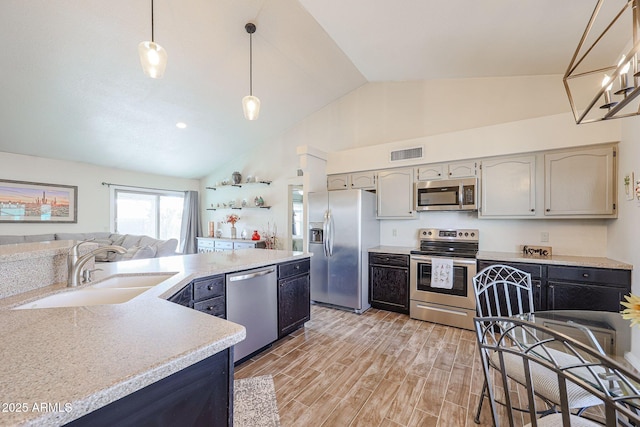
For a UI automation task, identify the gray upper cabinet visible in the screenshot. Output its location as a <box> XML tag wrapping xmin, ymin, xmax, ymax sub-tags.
<box><xmin>416</xmin><ymin>164</ymin><xmax>445</xmax><ymax>181</ymax></box>
<box><xmin>376</xmin><ymin>168</ymin><xmax>416</xmax><ymax>219</ymax></box>
<box><xmin>544</xmin><ymin>145</ymin><xmax>616</xmax><ymax>217</ymax></box>
<box><xmin>480</xmin><ymin>155</ymin><xmax>537</xmax><ymax>217</ymax></box>
<box><xmin>447</xmin><ymin>161</ymin><xmax>478</xmax><ymax>178</ymax></box>
<box><xmin>327</xmin><ymin>171</ymin><xmax>376</xmax><ymax>191</ymax></box>
<box><xmin>327</xmin><ymin>174</ymin><xmax>350</xmax><ymax>191</ymax></box>
<box><xmin>416</xmin><ymin>161</ymin><xmax>477</xmax><ymax>181</ymax></box>
<box><xmin>350</xmin><ymin>171</ymin><xmax>376</xmax><ymax>190</ymax></box>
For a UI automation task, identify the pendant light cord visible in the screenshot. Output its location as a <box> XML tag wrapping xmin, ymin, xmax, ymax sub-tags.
<box><xmin>249</xmin><ymin>32</ymin><xmax>253</xmax><ymax>96</ymax></box>
<box><xmin>151</xmin><ymin>0</ymin><xmax>155</xmax><ymax>42</ymax></box>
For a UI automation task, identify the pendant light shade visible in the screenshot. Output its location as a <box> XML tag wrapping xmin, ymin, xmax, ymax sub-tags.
<box><xmin>138</xmin><ymin>41</ymin><xmax>167</xmax><ymax>79</ymax></box>
<box><xmin>139</xmin><ymin>0</ymin><xmax>167</xmax><ymax>79</ymax></box>
<box><xmin>242</xmin><ymin>95</ymin><xmax>261</xmax><ymax>120</ymax></box>
<box><xmin>243</xmin><ymin>23</ymin><xmax>260</xmax><ymax>120</ymax></box>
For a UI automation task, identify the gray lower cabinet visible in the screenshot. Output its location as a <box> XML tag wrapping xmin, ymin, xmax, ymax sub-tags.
<box><xmin>369</xmin><ymin>253</ymin><xmax>410</xmax><ymax>314</ymax></box>
<box><xmin>277</xmin><ymin>259</ymin><xmax>311</xmax><ymax>338</ymax></box>
<box><xmin>197</xmin><ymin>238</ymin><xmax>266</xmax><ymax>252</ymax></box>
<box><xmin>477</xmin><ymin>260</ymin><xmax>631</xmax><ymax>313</ymax></box>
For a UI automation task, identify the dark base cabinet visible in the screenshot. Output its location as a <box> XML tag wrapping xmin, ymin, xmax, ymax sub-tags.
<box><xmin>477</xmin><ymin>260</ymin><xmax>631</xmax><ymax>313</ymax></box>
<box><xmin>369</xmin><ymin>253</ymin><xmax>410</xmax><ymax>314</ymax></box>
<box><xmin>168</xmin><ymin>274</ymin><xmax>226</xmax><ymax>318</ymax></box>
<box><xmin>65</xmin><ymin>348</ymin><xmax>233</xmax><ymax>427</ymax></box>
<box><xmin>278</xmin><ymin>259</ymin><xmax>311</xmax><ymax>338</ymax></box>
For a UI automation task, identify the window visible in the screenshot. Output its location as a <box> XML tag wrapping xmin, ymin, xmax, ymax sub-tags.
<box><xmin>112</xmin><ymin>188</ymin><xmax>184</xmax><ymax>243</ymax></box>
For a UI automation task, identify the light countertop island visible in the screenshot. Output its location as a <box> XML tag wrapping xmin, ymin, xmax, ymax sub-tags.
<box><xmin>0</xmin><ymin>248</ymin><xmax>310</xmax><ymax>426</ymax></box>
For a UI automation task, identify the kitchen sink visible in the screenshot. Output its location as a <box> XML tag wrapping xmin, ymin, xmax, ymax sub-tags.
<box><xmin>90</xmin><ymin>273</ymin><xmax>176</xmax><ymax>289</ymax></box>
<box><xmin>13</xmin><ymin>287</ymin><xmax>149</xmax><ymax>309</ymax></box>
<box><xmin>13</xmin><ymin>273</ymin><xmax>177</xmax><ymax>310</ymax></box>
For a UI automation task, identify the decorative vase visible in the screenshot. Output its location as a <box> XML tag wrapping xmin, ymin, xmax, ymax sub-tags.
<box><xmin>231</xmin><ymin>226</ymin><xmax>237</xmax><ymax>239</ymax></box>
<box><xmin>232</xmin><ymin>171</ymin><xmax>242</xmax><ymax>184</ymax></box>
<box><xmin>252</xmin><ymin>230</ymin><xmax>260</xmax><ymax>241</ymax></box>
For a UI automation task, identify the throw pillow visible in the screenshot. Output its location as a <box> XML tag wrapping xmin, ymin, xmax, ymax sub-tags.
<box><xmin>113</xmin><ymin>245</ymin><xmax>157</xmax><ymax>262</ymax></box>
<box><xmin>132</xmin><ymin>245</ymin><xmax>157</xmax><ymax>260</ymax></box>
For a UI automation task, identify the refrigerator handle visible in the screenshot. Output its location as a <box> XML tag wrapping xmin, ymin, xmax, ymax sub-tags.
<box><xmin>322</xmin><ymin>210</ymin><xmax>329</xmax><ymax>257</ymax></box>
<box><xmin>328</xmin><ymin>210</ymin><xmax>335</xmax><ymax>256</ymax></box>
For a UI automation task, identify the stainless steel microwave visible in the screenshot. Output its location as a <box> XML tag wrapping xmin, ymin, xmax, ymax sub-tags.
<box><xmin>414</xmin><ymin>177</ymin><xmax>478</xmax><ymax>211</ymax></box>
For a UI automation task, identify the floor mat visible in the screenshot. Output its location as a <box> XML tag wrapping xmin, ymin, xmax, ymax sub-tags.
<box><xmin>234</xmin><ymin>375</ymin><xmax>281</xmax><ymax>427</ymax></box>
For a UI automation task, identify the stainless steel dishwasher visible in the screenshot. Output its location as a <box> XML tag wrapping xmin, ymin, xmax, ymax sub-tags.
<box><xmin>226</xmin><ymin>265</ymin><xmax>278</xmax><ymax>363</ymax></box>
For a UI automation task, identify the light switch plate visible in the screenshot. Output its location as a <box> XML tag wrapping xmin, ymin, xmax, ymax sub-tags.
<box><xmin>624</xmin><ymin>171</ymin><xmax>635</xmax><ymax>201</ymax></box>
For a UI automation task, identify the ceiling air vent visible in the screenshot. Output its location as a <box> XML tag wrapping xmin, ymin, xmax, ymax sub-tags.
<box><xmin>390</xmin><ymin>146</ymin><xmax>423</xmax><ymax>162</ymax></box>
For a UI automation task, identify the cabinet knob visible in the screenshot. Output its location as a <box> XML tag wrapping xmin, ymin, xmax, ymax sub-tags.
<box><xmin>530</xmin><ymin>209</ymin><xmax>535</xmax><ymax>212</ymax></box>
<box><xmin>207</xmin><ymin>306</ymin><xmax>213</xmax><ymax>311</ymax></box>
<box><xmin>583</xmin><ymin>273</ymin><xmax>589</xmax><ymax>278</ymax></box>
<box><xmin>207</xmin><ymin>285</ymin><xmax>213</xmax><ymax>290</ymax></box>
<box><xmin>546</xmin><ymin>209</ymin><xmax>550</xmax><ymax>212</ymax></box>
<box><xmin>295</xmin><ymin>265</ymin><xmax>300</xmax><ymax>269</ymax></box>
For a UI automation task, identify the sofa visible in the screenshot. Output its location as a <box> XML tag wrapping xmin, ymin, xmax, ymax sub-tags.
<box><xmin>0</xmin><ymin>232</ymin><xmax>179</xmax><ymax>262</ymax></box>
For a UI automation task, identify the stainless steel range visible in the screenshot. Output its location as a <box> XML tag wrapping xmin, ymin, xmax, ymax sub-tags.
<box><xmin>409</xmin><ymin>228</ymin><xmax>479</xmax><ymax>330</ymax></box>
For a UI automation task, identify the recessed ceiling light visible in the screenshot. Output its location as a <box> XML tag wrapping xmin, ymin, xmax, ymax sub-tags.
<box><xmin>176</xmin><ymin>122</ymin><xmax>187</xmax><ymax>129</ymax></box>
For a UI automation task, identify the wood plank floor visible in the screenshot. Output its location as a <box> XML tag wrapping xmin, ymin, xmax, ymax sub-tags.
<box><xmin>235</xmin><ymin>305</ymin><xmax>497</xmax><ymax>427</ymax></box>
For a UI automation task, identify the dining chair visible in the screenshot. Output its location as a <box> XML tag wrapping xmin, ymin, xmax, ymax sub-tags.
<box><xmin>474</xmin><ymin>316</ymin><xmax>640</xmax><ymax>427</ymax></box>
<box><xmin>472</xmin><ymin>264</ymin><xmax>602</xmax><ymax>424</ymax></box>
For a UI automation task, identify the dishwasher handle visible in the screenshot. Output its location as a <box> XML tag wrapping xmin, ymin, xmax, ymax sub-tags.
<box><xmin>228</xmin><ymin>268</ymin><xmax>275</xmax><ymax>282</ymax></box>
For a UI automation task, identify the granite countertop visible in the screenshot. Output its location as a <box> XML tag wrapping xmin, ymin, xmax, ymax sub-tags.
<box><xmin>0</xmin><ymin>249</ymin><xmax>310</xmax><ymax>426</ymax></box>
<box><xmin>477</xmin><ymin>251</ymin><xmax>633</xmax><ymax>270</ymax></box>
<box><xmin>368</xmin><ymin>245</ymin><xmax>414</xmax><ymax>255</ymax></box>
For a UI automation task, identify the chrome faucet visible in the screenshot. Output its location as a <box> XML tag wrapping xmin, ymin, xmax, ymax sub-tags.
<box><xmin>67</xmin><ymin>240</ymin><xmax>126</xmax><ymax>287</ymax></box>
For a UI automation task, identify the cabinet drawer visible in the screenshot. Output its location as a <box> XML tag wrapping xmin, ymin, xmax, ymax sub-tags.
<box><xmin>547</xmin><ymin>266</ymin><xmax>630</xmax><ymax>287</ymax></box>
<box><xmin>369</xmin><ymin>253</ymin><xmax>409</xmax><ymax>268</ymax></box>
<box><xmin>215</xmin><ymin>241</ymin><xmax>234</xmax><ymax>250</ymax></box>
<box><xmin>278</xmin><ymin>259</ymin><xmax>310</xmax><ymax>279</ymax></box>
<box><xmin>478</xmin><ymin>260</ymin><xmax>543</xmax><ymax>278</ymax></box>
<box><xmin>234</xmin><ymin>241</ymin><xmax>257</xmax><ymax>249</ymax></box>
<box><xmin>197</xmin><ymin>239</ymin><xmax>215</xmax><ymax>249</ymax></box>
<box><xmin>193</xmin><ymin>275</ymin><xmax>224</xmax><ymax>301</ymax></box>
<box><xmin>194</xmin><ymin>296</ymin><xmax>225</xmax><ymax>317</ymax></box>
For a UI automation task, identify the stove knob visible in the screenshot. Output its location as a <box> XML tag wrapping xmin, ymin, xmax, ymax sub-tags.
<box><xmin>464</xmin><ymin>232</ymin><xmax>469</xmax><ymax>236</ymax></box>
<box><xmin>458</xmin><ymin>232</ymin><xmax>462</xmax><ymax>237</ymax></box>
<box><xmin>471</xmin><ymin>232</ymin><xmax>475</xmax><ymax>237</ymax></box>
<box><xmin>427</xmin><ymin>231</ymin><xmax>432</xmax><ymax>236</ymax></box>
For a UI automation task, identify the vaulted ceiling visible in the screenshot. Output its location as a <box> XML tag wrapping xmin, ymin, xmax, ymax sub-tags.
<box><xmin>0</xmin><ymin>0</ymin><xmax>622</xmax><ymax>179</ymax></box>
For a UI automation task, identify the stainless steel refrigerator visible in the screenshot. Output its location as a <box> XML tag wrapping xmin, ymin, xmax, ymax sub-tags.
<box><xmin>308</xmin><ymin>189</ymin><xmax>379</xmax><ymax>313</ymax></box>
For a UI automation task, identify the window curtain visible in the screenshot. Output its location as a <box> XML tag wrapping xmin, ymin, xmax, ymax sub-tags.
<box><xmin>179</xmin><ymin>190</ymin><xmax>201</xmax><ymax>254</ymax></box>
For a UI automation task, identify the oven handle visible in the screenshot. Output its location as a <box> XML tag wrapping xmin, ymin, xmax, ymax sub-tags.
<box><xmin>410</xmin><ymin>254</ymin><xmax>477</xmax><ymax>266</ymax></box>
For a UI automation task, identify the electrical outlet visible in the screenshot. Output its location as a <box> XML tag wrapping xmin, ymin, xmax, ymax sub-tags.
<box><xmin>392</xmin><ymin>229</ymin><xmax>397</xmax><ymax>237</ymax></box>
<box><xmin>540</xmin><ymin>232</ymin><xmax>549</xmax><ymax>242</ymax></box>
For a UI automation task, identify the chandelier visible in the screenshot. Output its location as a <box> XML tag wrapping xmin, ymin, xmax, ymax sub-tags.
<box><xmin>564</xmin><ymin>0</ymin><xmax>640</xmax><ymax>124</ymax></box>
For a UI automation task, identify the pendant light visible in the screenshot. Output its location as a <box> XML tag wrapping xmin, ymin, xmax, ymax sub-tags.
<box><xmin>242</xmin><ymin>23</ymin><xmax>260</xmax><ymax>120</ymax></box>
<box><xmin>138</xmin><ymin>0</ymin><xmax>167</xmax><ymax>79</ymax></box>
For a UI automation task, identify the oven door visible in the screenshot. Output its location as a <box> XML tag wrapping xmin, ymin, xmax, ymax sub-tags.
<box><xmin>409</xmin><ymin>254</ymin><xmax>476</xmax><ymax>310</ymax></box>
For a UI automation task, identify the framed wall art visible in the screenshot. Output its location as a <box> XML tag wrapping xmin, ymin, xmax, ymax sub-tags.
<box><xmin>0</xmin><ymin>179</ymin><xmax>77</xmax><ymax>223</ymax></box>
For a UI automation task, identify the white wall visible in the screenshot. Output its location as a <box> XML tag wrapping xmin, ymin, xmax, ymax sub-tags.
<box><xmin>608</xmin><ymin>121</ymin><xmax>640</xmax><ymax>360</ymax></box>
<box><xmin>0</xmin><ymin>152</ymin><xmax>199</xmax><ymax>236</ymax></box>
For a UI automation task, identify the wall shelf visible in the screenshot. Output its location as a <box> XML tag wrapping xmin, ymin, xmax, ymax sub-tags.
<box><xmin>206</xmin><ymin>206</ymin><xmax>271</xmax><ymax>211</ymax></box>
<box><xmin>206</xmin><ymin>180</ymin><xmax>271</xmax><ymax>191</ymax></box>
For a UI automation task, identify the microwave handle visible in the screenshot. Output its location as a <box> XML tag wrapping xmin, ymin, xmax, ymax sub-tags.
<box><xmin>458</xmin><ymin>184</ymin><xmax>463</xmax><ymax>209</ymax></box>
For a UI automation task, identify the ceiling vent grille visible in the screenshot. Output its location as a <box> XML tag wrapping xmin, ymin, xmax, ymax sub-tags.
<box><xmin>390</xmin><ymin>146</ymin><xmax>423</xmax><ymax>162</ymax></box>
